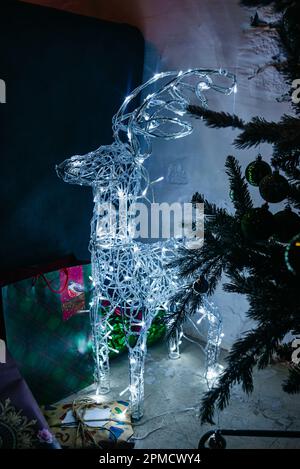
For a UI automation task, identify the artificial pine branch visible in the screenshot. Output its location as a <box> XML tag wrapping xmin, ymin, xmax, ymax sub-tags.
<box><xmin>200</xmin><ymin>320</ymin><xmax>294</xmax><ymax>423</ymax></box>
<box><xmin>189</xmin><ymin>107</ymin><xmax>300</xmax><ymax>173</ymax></box>
<box><xmin>165</xmin><ymin>286</ymin><xmax>203</xmax><ymax>340</ymax></box>
<box><xmin>234</xmin><ymin>117</ymin><xmax>285</xmax><ymax>148</ymax></box>
<box><xmin>272</xmin><ymin>149</ymin><xmax>300</xmax><ymax>175</ymax></box>
<box><xmin>283</xmin><ymin>364</ymin><xmax>300</xmax><ymax>393</ymax></box>
<box><xmin>192</xmin><ymin>192</ymin><xmax>229</xmax><ymax>218</ymax></box>
<box><xmin>225</xmin><ymin>155</ymin><xmax>253</xmax><ymax>217</ymax></box>
<box><xmin>287</xmin><ymin>183</ymin><xmax>300</xmax><ymax>211</ymax></box>
<box><xmin>187</xmin><ymin>105</ymin><xmax>245</xmax><ymax>129</ymax></box>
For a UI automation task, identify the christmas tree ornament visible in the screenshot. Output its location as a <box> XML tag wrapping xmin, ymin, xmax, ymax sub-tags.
<box><xmin>285</xmin><ymin>233</ymin><xmax>300</xmax><ymax>275</ymax></box>
<box><xmin>245</xmin><ymin>154</ymin><xmax>272</xmax><ymax>187</ymax></box>
<box><xmin>56</xmin><ymin>68</ymin><xmax>236</xmax><ymax>420</ymax></box>
<box><xmin>274</xmin><ymin>207</ymin><xmax>300</xmax><ymax>243</ymax></box>
<box><xmin>259</xmin><ymin>170</ymin><xmax>289</xmax><ymax>203</ymax></box>
<box><xmin>193</xmin><ymin>275</ymin><xmax>209</xmax><ymax>294</ymax></box>
<box><xmin>207</xmin><ymin>432</ymin><xmax>227</xmax><ymax>449</ymax></box>
<box><xmin>241</xmin><ymin>204</ymin><xmax>275</xmax><ymax>241</ymax></box>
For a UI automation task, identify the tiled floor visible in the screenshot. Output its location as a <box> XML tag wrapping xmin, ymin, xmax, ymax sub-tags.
<box><xmin>64</xmin><ymin>340</ymin><xmax>300</xmax><ymax>449</ymax></box>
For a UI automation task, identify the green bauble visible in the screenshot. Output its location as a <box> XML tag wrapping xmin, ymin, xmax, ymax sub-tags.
<box><xmin>285</xmin><ymin>233</ymin><xmax>300</xmax><ymax>275</ymax></box>
<box><xmin>245</xmin><ymin>154</ymin><xmax>271</xmax><ymax>187</ymax></box>
<box><xmin>259</xmin><ymin>171</ymin><xmax>289</xmax><ymax>204</ymax></box>
<box><xmin>274</xmin><ymin>207</ymin><xmax>300</xmax><ymax>243</ymax></box>
<box><xmin>241</xmin><ymin>204</ymin><xmax>275</xmax><ymax>241</ymax></box>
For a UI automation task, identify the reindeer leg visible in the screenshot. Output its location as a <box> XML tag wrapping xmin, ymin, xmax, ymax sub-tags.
<box><xmin>90</xmin><ymin>293</ymin><xmax>110</xmax><ymax>395</ymax></box>
<box><xmin>204</xmin><ymin>303</ymin><xmax>223</xmax><ymax>385</ymax></box>
<box><xmin>168</xmin><ymin>325</ymin><xmax>182</xmax><ymax>360</ymax></box>
<box><xmin>128</xmin><ymin>334</ymin><xmax>147</xmax><ymax>421</ymax></box>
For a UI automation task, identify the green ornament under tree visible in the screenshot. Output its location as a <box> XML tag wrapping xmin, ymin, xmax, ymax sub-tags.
<box><xmin>245</xmin><ymin>154</ymin><xmax>272</xmax><ymax>187</ymax></box>
<box><xmin>241</xmin><ymin>204</ymin><xmax>275</xmax><ymax>241</ymax></box>
<box><xmin>274</xmin><ymin>206</ymin><xmax>300</xmax><ymax>243</ymax></box>
<box><xmin>259</xmin><ymin>170</ymin><xmax>289</xmax><ymax>204</ymax></box>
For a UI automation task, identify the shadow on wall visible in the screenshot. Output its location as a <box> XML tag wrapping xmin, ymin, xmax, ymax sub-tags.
<box><xmin>0</xmin><ymin>0</ymin><xmax>144</xmax><ymax>275</ymax></box>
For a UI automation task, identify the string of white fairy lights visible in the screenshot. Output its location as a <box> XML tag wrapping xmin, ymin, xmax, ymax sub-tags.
<box><xmin>56</xmin><ymin>68</ymin><xmax>236</xmax><ymax>420</ymax></box>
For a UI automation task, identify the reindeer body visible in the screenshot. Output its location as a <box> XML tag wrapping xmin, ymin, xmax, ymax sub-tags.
<box><xmin>56</xmin><ymin>69</ymin><xmax>236</xmax><ymax>419</ymax></box>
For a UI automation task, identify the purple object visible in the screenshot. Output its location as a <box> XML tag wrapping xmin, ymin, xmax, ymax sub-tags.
<box><xmin>0</xmin><ymin>349</ymin><xmax>60</xmax><ymax>448</ymax></box>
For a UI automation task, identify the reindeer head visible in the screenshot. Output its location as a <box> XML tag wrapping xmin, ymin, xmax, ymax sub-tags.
<box><xmin>56</xmin><ymin>142</ymin><xmax>149</xmax><ymax>207</ymax></box>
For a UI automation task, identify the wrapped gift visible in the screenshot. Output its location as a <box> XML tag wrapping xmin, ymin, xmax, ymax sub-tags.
<box><xmin>43</xmin><ymin>399</ymin><xmax>133</xmax><ymax>449</ymax></box>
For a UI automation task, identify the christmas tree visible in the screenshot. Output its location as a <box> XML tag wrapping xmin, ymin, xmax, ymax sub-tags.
<box><xmin>166</xmin><ymin>0</ymin><xmax>300</xmax><ymax>424</ymax></box>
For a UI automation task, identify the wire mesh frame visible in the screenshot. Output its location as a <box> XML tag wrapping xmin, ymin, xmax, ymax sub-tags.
<box><xmin>56</xmin><ymin>68</ymin><xmax>236</xmax><ymax>420</ymax></box>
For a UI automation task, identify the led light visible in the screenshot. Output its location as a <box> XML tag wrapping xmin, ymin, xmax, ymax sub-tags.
<box><xmin>90</xmin><ymin>394</ymin><xmax>102</xmax><ymax>404</ymax></box>
<box><xmin>124</xmin><ymin>94</ymin><xmax>133</xmax><ymax>105</ymax></box>
<box><xmin>206</xmin><ymin>368</ymin><xmax>219</xmax><ymax>381</ymax></box>
<box><xmin>135</xmin><ymin>321</ymin><xmax>145</xmax><ymax>327</ymax></box>
<box><xmin>118</xmin><ymin>409</ymin><xmax>128</xmax><ymax>421</ymax></box>
<box><xmin>119</xmin><ymin>386</ymin><xmax>130</xmax><ymax>397</ymax></box>
<box><xmin>151</xmin><ymin>176</ymin><xmax>164</xmax><ymax>184</ymax></box>
<box><xmin>117</xmin><ymin>189</ymin><xmax>125</xmax><ymax>198</ymax></box>
<box><xmin>102</xmin><ymin>331</ymin><xmax>112</xmax><ymax>341</ymax></box>
<box><xmin>198</xmin><ymin>81</ymin><xmax>210</xmax><ymax>91</ymax></box>
<box><xmin>146</xmin><ymin>92</ymin><xmax>155</xmax><ymax>101</ymax></box>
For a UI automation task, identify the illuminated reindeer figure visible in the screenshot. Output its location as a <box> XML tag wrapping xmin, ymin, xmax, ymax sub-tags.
<box><xmin>56</xmin><ymin>69</ymin><xmax>236</xmax><ymax>420</ymax></box>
